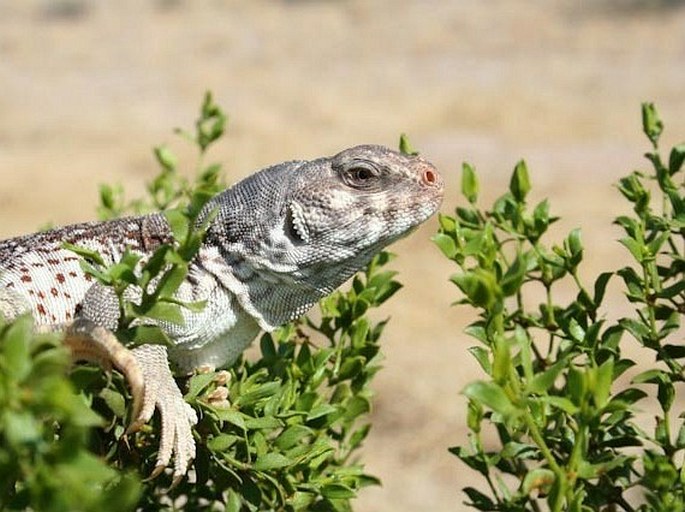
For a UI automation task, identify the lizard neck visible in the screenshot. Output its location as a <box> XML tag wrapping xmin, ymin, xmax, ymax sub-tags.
<box><xmin>196</xmin><ymin>245</ymin><xmax>324</xmax><ymax>331</ymax></box>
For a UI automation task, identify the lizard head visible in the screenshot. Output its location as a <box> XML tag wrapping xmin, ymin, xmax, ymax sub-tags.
<box><xmin>285</xmin><ymin>145</ymin><xmax>444</xmax><ymax>270</ymax></box>
<box><xmin>203</xmin><ymin>144</ymin><xmax>443</xmax><ymax>329</ymax></box>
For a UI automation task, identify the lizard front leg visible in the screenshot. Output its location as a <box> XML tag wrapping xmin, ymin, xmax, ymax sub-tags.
<box><xmin>72</xmin><ymin>282</ymin><xmax>199</xmax><ymax>481</ymax></box>
<box><xmin>64</xmin><ymin>319</ymin><xmax>198</xmax><ymax>481</ymax></box>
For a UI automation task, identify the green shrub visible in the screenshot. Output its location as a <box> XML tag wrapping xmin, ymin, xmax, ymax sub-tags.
<box><xmin>0</xmin><ymin>315</ymin><xmax>140</xmax><ymax>512</ymax></box>
<box><xmin>436</xmin><ymin>103</ymin><xmax>684</xmax><ymax>511</ymax></box>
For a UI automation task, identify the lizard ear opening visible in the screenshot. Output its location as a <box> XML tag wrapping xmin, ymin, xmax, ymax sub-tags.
<box><xmin>285</xmin><ymin>202</ymin><xmax>310</xmax><ymax>244</ymax></box>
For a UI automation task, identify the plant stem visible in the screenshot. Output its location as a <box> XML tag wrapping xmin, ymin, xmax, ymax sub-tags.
<box><xmin>507</xmin><ymin>366</ymin><xmax>567</xmax><ymax>512</ymax></box>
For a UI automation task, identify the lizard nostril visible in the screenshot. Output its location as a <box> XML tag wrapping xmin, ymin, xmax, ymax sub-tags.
<box><xmin>422</xmin><ymin>169</ymin><xmax>437</xmax><ymax>185</ymax></box>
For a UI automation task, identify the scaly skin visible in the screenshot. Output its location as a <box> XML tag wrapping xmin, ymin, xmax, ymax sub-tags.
<box><xmin>0</xmin><ymin>145</ymin><xmax>444</xmax><ymax>479</ymax></box>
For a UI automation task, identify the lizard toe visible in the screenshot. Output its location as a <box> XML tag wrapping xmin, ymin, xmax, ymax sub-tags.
<box><xmin>131</xmin><ymin>344</ymin><xmax>198</xmax><ymax>479</ymax></box>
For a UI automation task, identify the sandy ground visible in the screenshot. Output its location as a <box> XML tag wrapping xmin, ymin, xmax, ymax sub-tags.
<box><xmin>1</xmin><ymin>1</ymin><xmax>685</xmax><ymax>510</ymax></box>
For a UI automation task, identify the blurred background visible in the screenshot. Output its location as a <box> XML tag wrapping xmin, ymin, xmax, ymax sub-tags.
<box><xmin>1</xmin><ymin>1</ymin><xmax>684</xmax><ymax>510</ymax></box>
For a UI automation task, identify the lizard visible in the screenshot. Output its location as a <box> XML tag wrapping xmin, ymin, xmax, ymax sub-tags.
<box><xmin>0</xmin><ymin>144</ymin><xmax>444</xmax><ymax>481</ymax></box>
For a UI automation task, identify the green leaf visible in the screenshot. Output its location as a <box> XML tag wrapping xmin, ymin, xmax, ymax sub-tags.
<box><xmin>174</xmin><ymin>299</ymin><xmax>207</xmax><ymax>313</ymax></box>
<box><xmin>576</xmin><ymin>458</ymin><xmax>630</xmax><ymax>480</ymax></box>
<box><xmin>647</xmin><ymin>231</ymin><xmax>670</xmax><ymax>257</ymax></box>
<box><xmin>657</xmin><ymin>280</ymin><xmax>685</xmax><ymax>301</ymax></box>
<box><xmin>593</xmin><ymin>359</ymin><xmax>614</xmax><ymax>408</ymax></box>
<box><xmin>451</xmin><ymin>269</ymin><xmax>500</xmax><ymax>309</ymax></box>
<box><xmin>610</xmin><ymin>387</ymin><xmax>647</xmax><ymax>406</ymax></box>
<box><xmin>349</xmin><ymin>424</ymin><xmax>372</xmax><ymax>450</ymax></box>
<box><xmin>159</xmin><ymin>266</ymin><xmax>189</xmax><ymax>301</ymax></box>
<box><xmin>245</xmin><ymin>416</ymin><xmax>283</xmax><ymax>430</ymax></box>
<box><xmin>432</xmin><ymin>233</ymin><xmax>458</xmax><ymax>260</ymax></box>
<box><xmin>3</xmin><ymin>315</ymin><xmax>32</xmax><ymax>380</ymax></box>
<box><xmin>99</xmin><ymin>388</ymin><xmax>126</xmax><ymax>418</ymax></box>
<box><xmin>540</xmin><ymin>395</ymin><xmax>579</xmax><ymax>415</ymax></box>
<box><xmin>468</xmin><ymin>346</ymin><xmax>492</xmax><ymax>374</ymax></box>
<box><xmin>253</xmin><ymin>452</ymin><xmax>293</xmax><ymax>471</ymax></box>
<box><xmin>438</xmin><ymin>213</ymin><xmax>456</xmax><ymax>233</ymax></box>
<box><xmin>642</xmin><ymin>102</ymin><xmax>663</xmax><ymax>147</ymax></box>
<box><xmin>522</xmin><ymin>468</ymin><xmax>555</xmax><ymax>495</ymax></box>
<box><xmin>461</xmin><ymin>162</ymin><xmax>479</xmax><ymax>203</ymax></box>
<box><xmin>321</xmin><ymin>483</ymin><xmax>356</xmax><ymax>500</ymax></box>
<box><xmin>566</xmin><ymin>228</ymin><xmax>583</xmax><ymax>259</ymax></box>
<box><xmin>276</xmin><ymin>425</ymin><xmax>313</xmax><ymax>450</ymax></box>
<box><xmin>107</xmin><ymin>263</ymin><xmax>138</xmax><ymax>284</ymax></box>
<box><xmin>449</xmin><ymin>445</ymin><xmax>488</xmax><ymax>474</ymax></box>
<box><xmin>622</xmin><ymin>174</ymin><xmax>651</xmax><ymax>214</ymax></box>
<box><xmin>225</xmin><ymin>489</ymin><xmax>242</xmax><ymax>512</ymax></box>
<box><xmin>398</xmin><ymin>133</ymin><xmax>419</xmax><ymax>156</ymax></box>
<box><xmin>661</xmin><ymin>344</ymin><xmax>685</xmax><ymax>360</ymax></box>
<box><xmin>463</xmin><ymin>487</ymin><xmax>495</xmax><ymax>509</ymax></box>
<box><xmin>632</xmin><ymin>368</ymin><xmax>669</xmax><ymax>385</ymax></box>
<box><xmin>501</xmin><ymin>441</ymin><xmax>539</xmax><ymax>460</ymax></box>
<box><xmin>153</xmin><ymin>145</ymin><xmax>178</xmax><ymax>172</ymax></box>
<box><xmin>620</xmin><ymin>318</ymin><xmax>651</xmax><ymax>342</ymax></box>
<box><xmin>456</xmin><ymin>206</ymin><xmax>480</xmax><ymax>226</ymax></box>
<box><xmin>617</xmin><ymin>267</ymin><xmax>645</xmax><ymax>302</ymax></box>
<box><xmin>658</xmin><ymin>381</ymin><xmax>675</xmax><ymax>413</ymax></box>
<box><xmin>99</xmin><ymin>183</ymin><xmax>117</xmax><ymax>210</ymax></box>
<box><xmin>676</xmin><ymin>421</ymin><xmax>685</xmax><ymax>449</ymax></box>
<box><xmin>593</xmin><ymin>272</ymin><xmax>613</xmax><ymax>306</ymax></box>
<box><xmin>63</xmin><ymin>242</ymin><xmax>106</xmax><ymax>266</ymax></box>
<box><xmin>337</xmin><ymin>356</ymin><xmax>365</xmax><ymax>381</ymax></box>
<box><xmin>215</xmin><ymin>408</ymin><xmax>247</xmax><ymax>430</ymax></box>
<box><xmin>235</xmin><ymin>381</ymin><xmax>280</xmax><ymax>407</ymax></box>
<box><xmin>185</xmin><ymin>372</ymin><xmax>216</xmax><ymax>400</ymax></box>
<box><xmin>532</xmin><ymin>199</ymin><xmax>555</xmax><ymax>238</ymax></box>
<box><xmin>140</xmin><ymin>246</ymin><xmax>170</xmax><ymax>286</ymax></box>
<box><xmin>135</xmin><ymin>301</ymin><xmax>184</xmax><ymax>325</ymax></box>
<box><xmin>462</xmin><ymin>381</ymin><xmax>516</xmax><ymax>417</ymax></box>
<box><xmin>528</xmin><ymin>362</ymin><xmax>564</xmax><ymax>394</ymax></box>
<box><xmin>3</xmin><ymin>411</ymin><xmax>41</xmax><ymax>446</ymax></box>
<box><xmin>500</xmin><ymin>252</ymin><xmax>529</xmax><ymax>296</ymax></box>
<box><xmin>207</xmin><ymin>433</ymin><xmax>239</xmax><ymax>452</ymax></box>
<box><xmin>568</xmin><ymin>318</ymin><xmax>585</xmax><ymax>343</ymax></box>
<box><xmin>124</xmin><ymin>325</ymin><xmax>172</xmax><ymax>346</ymax></box>
<box><xmin>343</xmin><ymin>396</ymin><xmax>371</xmax><ymax>421</ymax></box>
<box><xmin>164</xmin><ymin>208</ymin><xmax>189</xmax><ymax>242</ymax></box>
<box><xmin>567</xmin><ymin>367</ymin><xmax>586</xmax><ymax>406</ymax></box>
<box><xmin>668</xmin><ymin>143</ymin><xmax>685</xmax><ymax>175</ymax></box>
<box><xmin>509</xmin><ymin>160</ymin><xmax>531</xmax><ymax>202</ymax></box>
<box><xmin>492</xmin><ymin>336</ymin><xmax>511</xmax><ymax>385</ymax></box>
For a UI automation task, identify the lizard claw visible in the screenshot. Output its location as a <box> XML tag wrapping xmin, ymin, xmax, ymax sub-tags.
<box><xmin>130</xmin><ymin>344</ymin><xmax>198</xmax><ymax>479</ymax></box>
<box><xmin>64</xmin><ymin>320</ymin><xmax>197</xmax><ymax>480</ymax></box>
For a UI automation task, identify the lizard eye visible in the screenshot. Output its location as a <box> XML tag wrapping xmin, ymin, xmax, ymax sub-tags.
<box><xmin>351</xmin><ymin>167</ymin><xmax>373</xmax><ymax>181</ymax></box>
<box><xmin>342</xmin><ymin>163</ymin><xmax>379</xmax><ymax>188</ymax></box>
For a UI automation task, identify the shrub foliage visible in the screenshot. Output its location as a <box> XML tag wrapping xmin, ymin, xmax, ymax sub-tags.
<box><xmin>436</xmin><ymin>103</ymin><xmax>684</xmax><ymax>511</ymax></box>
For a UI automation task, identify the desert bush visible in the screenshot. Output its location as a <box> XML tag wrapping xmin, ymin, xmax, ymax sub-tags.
<box><xmin>436</xmin><ymin>103</ymin><xmax>684</xmax><ymax>511</ymax></box>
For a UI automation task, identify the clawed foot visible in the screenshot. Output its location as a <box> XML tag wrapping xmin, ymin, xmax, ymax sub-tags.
<box><xmin>64</xmin><ymin>319</ymin><xmax>197</xmax><ymax>482</ymax></box>
<box><xmin>130</xmin><ymin>344</ymin><xmax>198</xmax><ymax>483</ymax></box>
